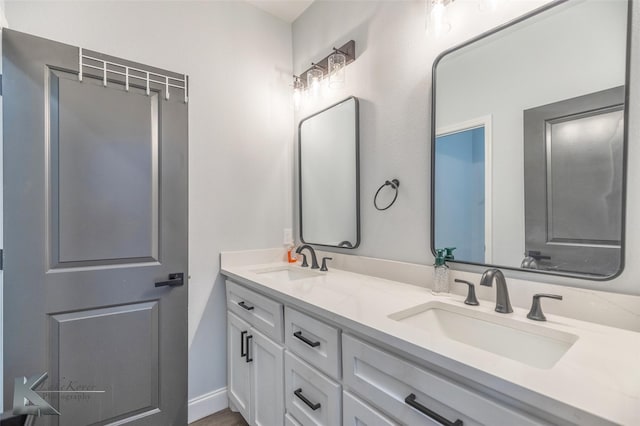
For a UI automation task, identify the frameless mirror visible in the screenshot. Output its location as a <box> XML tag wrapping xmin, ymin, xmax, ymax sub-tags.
<box><xmin>299</xmin><ymin>97</ymin><xmax>360</xmax><ymax>248</ymax></box>
<box><xmin>432</xmin><ymin>0</ymin><xmax>629</xmax><ymax>279</ymax></box>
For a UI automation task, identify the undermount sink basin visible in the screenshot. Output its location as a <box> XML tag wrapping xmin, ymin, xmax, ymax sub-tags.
<box><xmin>389</xmin><ymin>301</ymin><xmax>578</xmax><ymax>369</ymax></box>
<box><xmin>251</xmin><ymin>266</ymin><xmax>321</xmax><ymax>281</ymax></box>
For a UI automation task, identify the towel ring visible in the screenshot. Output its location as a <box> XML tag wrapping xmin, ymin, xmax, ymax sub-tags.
<box><xmin>374</xmin><ymin>179</ymin><xmax>400</xmax><ymax>211</ymax></box>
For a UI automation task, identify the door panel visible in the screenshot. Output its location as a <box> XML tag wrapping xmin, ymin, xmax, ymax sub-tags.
<box><xmin>51</xmin><ymin>70</ymin><xmax>160</xmax><ymax>265</ymax></box>
<box><xmin>546</xmin><ymin>109</ymin><xmax>623</xmax><ymax>243</ymax></box>
<box><xmin>3</xmin><ymin>29</ymin><xmax>188</xmax><ymax>425</ymax></box>
<box><xmin>49</xmin><ymin>302</ymin><xmax>159</xmax><ymax>426</ymax></box>
<box><xmin>523</xmin><ymin>86</ymin><xmax>624</xmax><ymax>276</ymax></box>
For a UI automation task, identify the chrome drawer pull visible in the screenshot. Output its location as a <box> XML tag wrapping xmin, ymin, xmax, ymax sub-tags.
<box><xmin>238</xmin><ymin>301</ymin><xmax>255</xmax><ymax>311</ymax></box>
<box><xmin>293</xmin><ymin>331</ymin><xmax>320</xmax><ymax>348</ymax></box>
<box><xmin>294</xmin><ymin>388</ymin><xmax>321</xmax><ymax>411</ymax></box>
<box><xmin>405</xmin><ymin>393</ymin><xmax>463</xmax><ymax>426</ymax></box>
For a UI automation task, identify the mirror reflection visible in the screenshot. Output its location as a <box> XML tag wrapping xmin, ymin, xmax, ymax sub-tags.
<box><xmin>299</xmin><ymin>97</ymin><xmax>360</xmax><ymax>248</ymax></box>
<box><xmin>432</xmin><ymin>0</ymin><xmax>628</xmax><ymax>278</ymax></box>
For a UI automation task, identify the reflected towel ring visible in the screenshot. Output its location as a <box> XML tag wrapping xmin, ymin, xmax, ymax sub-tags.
<box><xmin>374</xmin><ymin>179</ymin><xmax>400</xmax><ymax>211</ymax></box>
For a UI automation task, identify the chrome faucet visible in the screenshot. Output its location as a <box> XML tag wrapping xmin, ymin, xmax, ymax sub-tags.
<box><xmin>479</xmin><ymin>268</ymin><xmax>513</xmax><ymax>314</ymax></box>
<box><xmin>295</xmin><ymin>245</ymin><xmax>319</xmax><ymax>269</ymax></box>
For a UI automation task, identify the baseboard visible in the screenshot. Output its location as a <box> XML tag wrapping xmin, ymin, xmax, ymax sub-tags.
<box><xmin>187</xmin><ymin>387</ymin><xmax>228</xmax><ymax>424</ymax></box>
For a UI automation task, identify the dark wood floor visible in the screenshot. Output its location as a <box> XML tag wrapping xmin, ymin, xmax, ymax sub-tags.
<box><xmin>190</xmin><ymin>409</ymin><xmax>248</xmax><ymax>426</ymax></box>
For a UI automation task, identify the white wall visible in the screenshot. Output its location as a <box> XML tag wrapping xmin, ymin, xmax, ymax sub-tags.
<box><xmin>292</xmin><ymin>0</ymin><xmax>640</xmax><ymax>295</ymax></box>
<box><xmin>4</xmin><ymin>0</ymin><xmax>293</xmax><ymax>414</ymax></box>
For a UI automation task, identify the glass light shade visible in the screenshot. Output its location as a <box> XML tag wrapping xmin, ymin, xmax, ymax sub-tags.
<box><xmin>307</xmin><ymin>67</ymin><xmax>323</xmax><ymax>95</ymax></box>
<box><xmin>293</xmin><ymin>77</ymin><xmax>303</xmax><ymax>110</ymax></box>
<box><xmin>293</xmin><ymin>87</ymin><xmax>301</xmax><ymax>110</ymax></box>
<box><xmin>328</xmin><ymin>52</ymin><xmax>346</xmax><ymax>89</ymax></box>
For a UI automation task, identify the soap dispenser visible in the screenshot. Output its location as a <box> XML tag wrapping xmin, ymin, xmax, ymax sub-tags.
<box><xmin>444</xmin><ymin>247</ymin><xmax>456</xmax><ymax>261</ymax></box>
<box><xmin>432</xmin><ymin>249</ymin><xmax>450</xmax><ymax>295</ymax></box>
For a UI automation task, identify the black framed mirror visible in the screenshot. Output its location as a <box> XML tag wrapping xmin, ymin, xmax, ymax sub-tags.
<box><xmin>299</xmin><ymin>96</ymin><xmax>360</xmax><ymax>248</ymax></box>
<box><xmin>431</xmin><ymin>0</ymin><xmax>630</xmax><ymax>280</ymax></box>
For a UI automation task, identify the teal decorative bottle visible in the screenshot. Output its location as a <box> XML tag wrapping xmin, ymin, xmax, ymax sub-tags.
<box><xmin>432</xmin><ymin>249</ymin><xmax>450</xmax><ymax>294</ymax></box>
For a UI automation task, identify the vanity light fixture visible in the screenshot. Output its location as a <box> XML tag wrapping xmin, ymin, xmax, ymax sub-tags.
<box><xmin>296</xmin><ymin>40</ymin><xmax>356</xmax><ymax>92</ymax></box>
<box><xmin>328</xmin><ymin>48</ymin><xmax>347</xmax><ymax>89</ymax></box>
<box><xmin>426</xmin><ymin>0</ymin><xmax>454</xmax><ymax>37</ymax></box>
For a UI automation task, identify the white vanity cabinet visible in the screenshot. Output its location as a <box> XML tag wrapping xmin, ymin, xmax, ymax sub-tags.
<box><xmin>226</xmin><ymin>278</ymin><xmax>553</xmax><ymax>426</ymax></box>
<box><xmin>227</xmin><ymin>280</ymin><xmax>285</xmax><ymax>426</ymax></box>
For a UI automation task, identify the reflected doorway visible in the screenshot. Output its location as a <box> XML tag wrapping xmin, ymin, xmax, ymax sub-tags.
<box><xmin>435</xmin><ymin>118</ymin><xmax>491</xmax><ymax>264</ymax></box>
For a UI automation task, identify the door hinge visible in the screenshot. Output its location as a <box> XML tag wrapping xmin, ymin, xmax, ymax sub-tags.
<box><xmin>0</xmin><ymin>249</ymin><xmax>4</xmax><ymax>270</ymax></box>
<box><xmin>0</xmin><ymin>74</ymin><xmax>3</xmax><ymax>96</ymax></box>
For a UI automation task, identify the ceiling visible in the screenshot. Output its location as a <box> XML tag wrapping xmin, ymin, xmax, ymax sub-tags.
<box><xmin>246</xmin><ymin>0</ymin><xmax>314</xmax><ymax>23</ymax></box>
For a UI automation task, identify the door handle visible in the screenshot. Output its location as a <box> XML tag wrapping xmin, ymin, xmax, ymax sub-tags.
<box><xmin>293</xmin><ymin>331</ymin><xmax>320</xmax><ymax>348</ymax></box>
<box><xmin>405</xmin><ymin>393</ymin><xmax>463</xmax><ymax>426</ymax></box>
<box><xmin>245</xmin><ymin>334</ymin><xmax>253</xmax><ymax>363</ymax></box>
<box><xmin>526</xmin><ymin>250</ymin><xmax>551</xmax><ymax>260</ymax></box>
<box><xmin>155</xmin><ymin>273</ymin><xmax>184</xmax><ymax>288</ymax></box>
<box><xmin>238</xmin><ymin>301</ymin><xmax>254</xmax><ymax>311</ymax></box>
<box><xmin>240</xmin><ymin>330</ymin><xmax>247</xmax><ymax>358</ymax></box>
<box><xmin>294</xmin><ymin>388</ymin><xmax>321</xmax><ymax>411</ymax></box>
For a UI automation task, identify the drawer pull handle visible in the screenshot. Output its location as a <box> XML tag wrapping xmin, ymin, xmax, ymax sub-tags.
<box><xmin>405</xmin><ymin>393</ymin><xmax>463</xmax><ymax>426</ymax></box>
<box><xmin>238</xmin><ymin>301</ymin><xmax>255</xmax><ymax>311</ymax></box>
<box><xmin>245</xmin><ymin>335</ymin><xmax>253</xmax><ymax>363</ymax></box>
<box><xmin>293</xmin><ymin>331</ymin><xmax>320</xmax><ymax>348</ymax></box>
<box><xmin>294</xmin><ymin>388</ymin><xmax>321</xmax><ymax>411</ymax></box>
<box><xmin>240</xmin><ymin>330</ymin><xmax>247</xmax><ymax>357</ymax></box>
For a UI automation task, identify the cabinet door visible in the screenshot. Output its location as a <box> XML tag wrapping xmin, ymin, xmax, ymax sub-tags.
<box><xmin>228</xmin><ymin>312</ymin><xmax>252</xmax><ymax>422</ymax></box>
<box><xmin>251</xmin><ymin>327</ymin><xmax>285</xmax><ymax>426</ymax></box>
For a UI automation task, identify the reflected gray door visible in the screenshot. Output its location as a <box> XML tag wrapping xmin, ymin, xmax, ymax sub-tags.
<box><xmin>3</xmin><ymin>30</ymin><xmax>188</xmax><ymax>425</ymax></box>
<box><xmin>523</xmin><ymin>86</ymin><xmax>624</xmax><ymax>277</ymax></box>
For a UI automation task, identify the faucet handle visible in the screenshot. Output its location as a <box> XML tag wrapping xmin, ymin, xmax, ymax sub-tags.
<box><xmin>527</xmin><ymin>294</ymin><xmax>563</xmax><ymax>321</ymax></box>
<box><xmin>299</xmin><ymin>253</ymin><xmax>309</xmax><ymax>268</ymax></box>
<box><xmin>320</xmin><ymin>257</ymin><xmax>333</xmax><ymax>272</ymax></box>
<box><xmin>454</xmin><ymin>279</ymin><xmax>479</xmax><ymax>306</ymax></box>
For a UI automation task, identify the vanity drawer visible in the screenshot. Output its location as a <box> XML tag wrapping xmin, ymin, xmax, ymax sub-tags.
<box><xmin>284</xmin><ymin>351</ymin><xmax>341</xmax><ymax>426</ymax></box>
<box><xmin>284</xmin><ymin>306</ymin><xmax>341</xmax><ymax>380</ymax></box>
<box><xmin>226</xmin><ymin>280</ymin><xmax>283</xmax><ymax>343</ymax></box>
<box><xmin>343</xmin><ymin>391</ymin><xmax>397</xmax><ymax>426</ymax></box>
<box><xmin>342</xmin><ymin>334</ymin><xmax>546</xmax><ymax>426</ymax></box>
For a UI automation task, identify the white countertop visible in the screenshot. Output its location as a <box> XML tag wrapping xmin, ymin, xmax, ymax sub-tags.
<box><xmin>221</xmin><ymin>252</ymin><xmax>640</xmax><ymax>425</ymax></box>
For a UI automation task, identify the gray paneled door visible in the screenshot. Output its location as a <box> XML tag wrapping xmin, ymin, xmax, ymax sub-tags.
<box><xmin>3</xmin><ymin>30</ymin><xmax>188</xmax><ymax>425</ymax></box>
<box><xmin>523</xmin><ymin>86</ymin><xmax>624</xmax><ymax>277</ymax></box>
